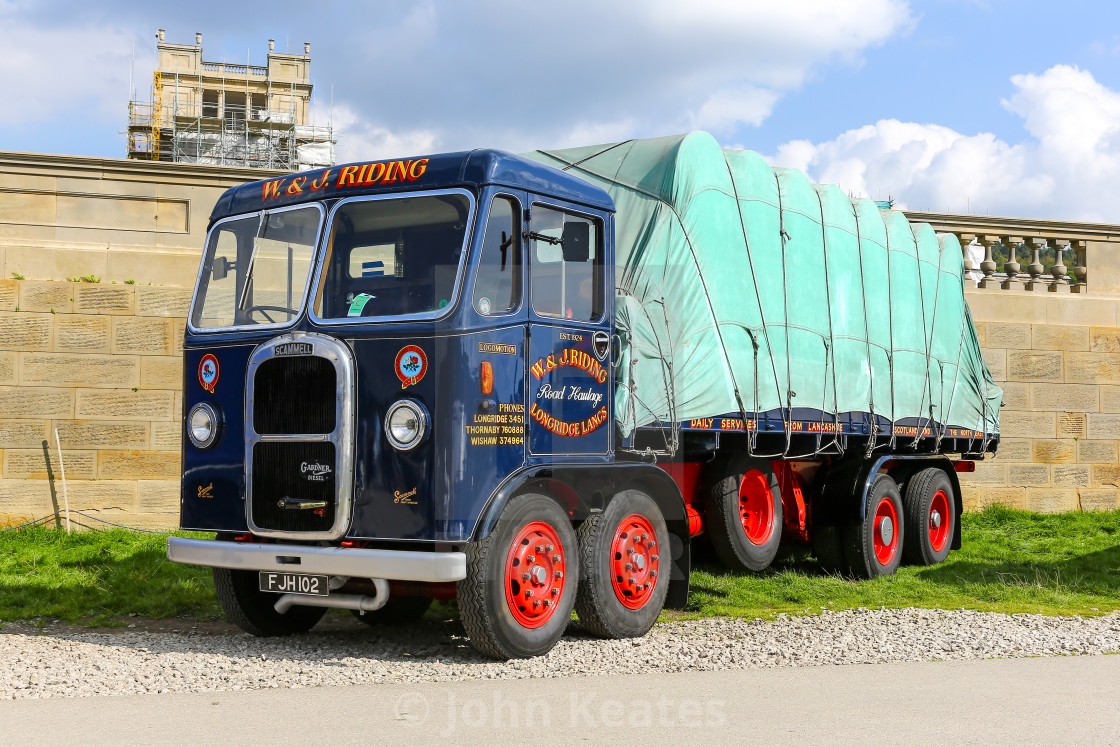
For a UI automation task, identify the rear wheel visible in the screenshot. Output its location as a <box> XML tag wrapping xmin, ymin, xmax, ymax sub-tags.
<box><xmin>902</xmin><ymin>467</ymin><xmax>955</xmax><ymax>566</ymax></box>
<box><xmin>706</xmin><ymin>456</ymin><xmax>783</xmax><ymax>571</ymax></box>
<box><xmin>213</xmin><ymin>567</ymin><xmax>327</xmax><ymax>636</ymax></box>
<box><xmin>350</xmin><ymin>595</ymin><xmax>433</xmax><ymax>626</ymax></box>
<box><xmin>575</xmin><ymin>489</ymin><xmax>670</xmax><ymax>639</ymax></box>
<box><xmin>843</xmin><ymin>474</ymin><xmax>904</xmax><ymax>579</ymax></box>
<box><xmin>457</xmin><ymin>493</ymin><xmax>578</xmax><ymax>659</ymax></box>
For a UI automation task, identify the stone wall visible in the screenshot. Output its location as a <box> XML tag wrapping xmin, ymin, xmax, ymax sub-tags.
<box><xmin>0</xmin><ymin>279</ymin><xmax>190</xmax><ymax>528</ymax></box>
<box><xmin>959</xmin><ymin>288</ymin><xmax>1120</xmax><ymax>513</ymax></box>
<box><xmin>0</xmin><ymin>151</ymin><xmax>279</xmax><ymax>529</ymax></box>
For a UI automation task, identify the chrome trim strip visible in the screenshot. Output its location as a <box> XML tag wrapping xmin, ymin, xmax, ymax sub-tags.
<box><xmin>245</xmin><ymin>331</ymin><xmax>356</xmax><ymax>540</ymax></box>
<box><xmin>187</xmin><ymin>202</ymin><xmax>326</xmax><ymax>335</ymax></box>
<box><xmin>307</xmin><ymin>188</ymin><xmax>476</xmax><ymax>326</ymax></box>
<box><xmin>167</xmin><ymin>537</ymin><xmax>467</xmax><ymax>582</ymax></box>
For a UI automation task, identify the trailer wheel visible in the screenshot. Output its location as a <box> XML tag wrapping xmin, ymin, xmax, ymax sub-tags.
<box><xmin>902</xmin><ymin>467</ymin><xmax>955</xmax><ymax>566</ymax></box>
<box><xmin>213</xmin><ymin>567</ymin><xmax>327</xmax><ymax>636</ymax></box>
<box><xmin>457</xmin><ymin>493</ymin><xmax>578</xmax><ymax>659</ymax></box>
<box><xmin>350</xmin><ymin>596</ymin><xmax>433</xmax><ymax>626</ymax></box>
<box><xmin>843</xmin><ymin>474</ymin><xmax>904</xmax><ymax>579</ymax></box>
<box><xmin>574</xmin><ymin>489</ymin><xmax>670</xmax><ymax>639</ymax></box>
<box><xmin>706</xmin><ymin>456</ymin><xmax>783</xmax><ymax>572</ymax></box>
<box><xmin>812</xmin><ymin>525</ymin><xmax>847</xmax><ymax>574</ymax></box>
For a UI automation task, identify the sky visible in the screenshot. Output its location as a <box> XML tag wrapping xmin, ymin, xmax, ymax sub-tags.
<box><xmin>1</xmin><ymin>0</ymin><xmax>1118</xmax><ymax>222</ymax></box>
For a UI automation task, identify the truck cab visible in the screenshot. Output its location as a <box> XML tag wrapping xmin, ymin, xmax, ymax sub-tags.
<box><xmin>168</xmin><ymin>150</ymin><xmax>688</xmax><ymax>659</ymax></box>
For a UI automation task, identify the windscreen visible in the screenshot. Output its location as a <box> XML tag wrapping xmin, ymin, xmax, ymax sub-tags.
<box><xmin>191</xmin><ymin>206</ymin><xmax>322</xmax><ymax>329</ymax></box>
<box><xmin>314</xmin><ymin>192</ymin><xmax>472</xmax><ymax>320</ymax></box>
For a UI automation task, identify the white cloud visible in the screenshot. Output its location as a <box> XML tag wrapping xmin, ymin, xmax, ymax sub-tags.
<box><xmin>317</xmin><ymin>0</ymin><xmax>914</xmax><ymax>154</ymax></box>
<box><xmin>0</xmin><ymin>2</ymin><xmax>147</xmax><ymax>127</ymax></box>
<box><xmin>766</xmin><ymin>65</ymin><xmax>1120</xmax><ymax>221</ymax></box>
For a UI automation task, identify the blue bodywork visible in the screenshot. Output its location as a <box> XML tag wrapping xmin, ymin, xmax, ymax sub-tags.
<box><xmin>181</xmin><ymin>151</ymin><xmax>636</xmax><ymax>545</ymax></box>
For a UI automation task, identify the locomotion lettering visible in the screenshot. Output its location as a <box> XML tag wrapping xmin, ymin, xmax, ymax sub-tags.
<box><xmin>465</xmin><ymin>403</ymin><xmax>525</xmax><ymax>447</ymax></box>
<box><xmin>479</xmin><ymin>342</ymin><xmax>517</xmax><ymax>355</ymax></box>
<box><xmin>260</xmin><ymin>158</ymin><xmax>430</xmax><ymax>202</ymax></box>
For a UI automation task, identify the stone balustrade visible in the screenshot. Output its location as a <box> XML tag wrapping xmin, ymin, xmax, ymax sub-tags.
<box><xmin>904</xmin><ymin>211</ymin><xmax>1120</xmax><ymax>296</ymax></box>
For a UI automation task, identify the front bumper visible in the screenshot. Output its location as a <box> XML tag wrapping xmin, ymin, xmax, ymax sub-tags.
<box><xmin>166</xmin><ymin>537</ymin><xmax>467</xmax><ymax>582</ymax></box>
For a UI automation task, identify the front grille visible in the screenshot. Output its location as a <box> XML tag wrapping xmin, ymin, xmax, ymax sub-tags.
<box><xmin>254</xmin><ymin>356</ymin><xmax>336</xmax><ymax>434</ymax></box>
<box><xmin>251</xmin><ymin>441</ymin><xmax>337</xmax><ymax>533</ymax></box>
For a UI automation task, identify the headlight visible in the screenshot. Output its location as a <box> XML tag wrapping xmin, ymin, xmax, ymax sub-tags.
<box><xmin>187</xmin><ymin>402</ymin><xmax>221</xmax><ymax>449</ymax></box>
<box><xmin>385</xmin><ymin>400</ymin><xmax>428</xmax><ymax>451</ymax></box>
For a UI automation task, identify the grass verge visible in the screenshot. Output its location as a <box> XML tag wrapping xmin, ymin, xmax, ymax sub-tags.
<box><xmin>1</xmin><ymin>507</ymin><xmax>1118</xmax><ymax>627</ymax></box>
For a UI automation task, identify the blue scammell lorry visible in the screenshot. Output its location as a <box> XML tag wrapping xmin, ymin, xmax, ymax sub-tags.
<box><xmin>167</xmin><ymin>132</ymin><xmax>1000</xmax><ymax>659</ymax></box>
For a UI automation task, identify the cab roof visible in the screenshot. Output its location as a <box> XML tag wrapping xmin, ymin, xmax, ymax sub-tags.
<box><xmin>209</xmin><ymin>149</ymin><xmax>615</xmax><ymax>222</ymax></box>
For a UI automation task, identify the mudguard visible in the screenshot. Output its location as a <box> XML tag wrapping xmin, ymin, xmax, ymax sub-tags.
<box><xmin>472</xmin><ymin>462</ymin><xmax>691</xmax><ymax>609</ymax></box>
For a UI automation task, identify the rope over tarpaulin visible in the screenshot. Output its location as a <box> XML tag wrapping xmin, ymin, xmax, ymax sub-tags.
<box><xmin>528</xmin><ymin>132</ymin><xmax>1001</xmax><ymax>449</ymax></box>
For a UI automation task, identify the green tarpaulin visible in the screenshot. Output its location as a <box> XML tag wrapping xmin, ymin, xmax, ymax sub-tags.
<box><xmin>529</xmin><ymin>132</ymin><xmax>1001</xmax><ymax>446</ymax></box>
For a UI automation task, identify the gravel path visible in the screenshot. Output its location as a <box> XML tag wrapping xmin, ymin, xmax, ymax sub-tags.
<box><xmin>2</xmin><ymin>608</ymin><xmax>1119</xmax><ymax>700</ymax></box>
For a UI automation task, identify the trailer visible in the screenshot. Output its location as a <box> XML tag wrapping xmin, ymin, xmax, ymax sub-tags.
<box><xmin>167</xmin><ymin>132</ymin><xmax>1000</xmax><ymax>659</ymax></box>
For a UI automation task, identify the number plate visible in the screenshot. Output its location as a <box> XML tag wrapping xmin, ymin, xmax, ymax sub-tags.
<box><xmin>259</xmin><ymin>571</ymin><xmax>329</xmax><ymax>596</ymax></box>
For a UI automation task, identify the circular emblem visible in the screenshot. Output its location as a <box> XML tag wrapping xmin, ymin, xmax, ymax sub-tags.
<box><xmin>478</xmin><ymin>296</ymin><xmax>491</xmax><ymax>315</ymax></box>
<box><xmin>198</xmin><ymin>353</ymin><xmax>220</xmax><ymax>394</ymax></box>
<box><xmin>394</xmin><ymin>345</ymin><xmax>428</xmax><ymax>389</ymax></box>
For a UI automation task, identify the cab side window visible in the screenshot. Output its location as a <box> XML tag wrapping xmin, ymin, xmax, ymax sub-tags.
<box><xmin>472</xmin><ymin>197</ymin><xmax>520</xmax><ymax>315</ymax></box>
<box><xmin>529</xmin><ymin>205</ymin><xmax>601</xmax><ymax>322</ymax></box>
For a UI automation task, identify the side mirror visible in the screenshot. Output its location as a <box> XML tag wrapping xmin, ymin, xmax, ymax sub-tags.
<box><xmin>212</xmin><ymin>256</ymin><xmax>231</xmax><ymax>281</ymax></box>
<box><xmin>561</xmin><ymin>222</ymin><xmax>590</xmax><ymax>263</ymax></box>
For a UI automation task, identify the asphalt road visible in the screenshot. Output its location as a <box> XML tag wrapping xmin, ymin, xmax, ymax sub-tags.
<box><xmin>2</xmin><ymin>655</ymin><xmax>1118</xmax><ymax>744</ymax></box>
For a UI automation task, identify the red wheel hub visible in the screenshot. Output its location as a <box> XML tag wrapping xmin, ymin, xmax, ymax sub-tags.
<box><xmin>929</xmin><ymin>489</ymin><xmax>951</xmax><ymax>552</ymax></box>
<box><xmin>738</xmin><ymin>469</ymin><xmax>776</xmax><ymax>545</ymax></box>
<box><xmin>504</xmin><ymin>521</ymin><xmax>567</xmax><ymax>629</ymax></box>
<box><xmin>872</xmin><ymin>496</ymin><xmax>899</xmax><ymax>566</ymax></box>
<box><xmin>609</xmin><ymin>514</ymin><xmax>660</xmax><ymax>609</ymax></box>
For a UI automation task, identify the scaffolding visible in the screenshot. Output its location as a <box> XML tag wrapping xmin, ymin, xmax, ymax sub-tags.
<box><xmin>127</xmin><ymin>32</ymin><xmax>334</xmax><ymax>171</ymax></box>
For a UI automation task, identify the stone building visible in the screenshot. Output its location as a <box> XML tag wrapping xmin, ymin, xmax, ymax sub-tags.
<box><xmin>127</xmin><ymin>30</ymin><xmax>333</xmax><ymax>171</ymax></box>
<box><xmin>0</xmin><ymin>151</ymin><xmax>1118</xmax><ymax>529</ymax></box>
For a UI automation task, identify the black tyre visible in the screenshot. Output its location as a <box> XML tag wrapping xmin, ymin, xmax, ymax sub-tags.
<box><xmin>706</xmin><ymin>456</ymin><xmax>783</xmax><ymax>571</ymax></box>
<box><xmin>457</xmin><ymin>493</ymin><xmax>578</xmax><ymax>659</ymax></box>
<box><xmin>575</xmin><ymin>489</ymin><xmax>670</xmax><ymax>639</ymax></box>
<box><xmin>843</xmin><ymin>473</ymin><xmax>904</xmax><ymax>579</ymax></box>
<box><xmin>902</xmin><ymin>467</ymin><xmax>955</xmax><ymax>566</ymax></box>
<box><xmin>213</xmin><ymin>567</ymin><xmax>326</xmax><ymax>636</ymax></box>
<box><xmin>812</xmin><ymin>525</ymin><xmax>847</xmax><ymax>574</ymax></box>
<box><xmin>350</xmin><ymin>595</ymin><xmax>433</xmax><ymax>626</ymax></box>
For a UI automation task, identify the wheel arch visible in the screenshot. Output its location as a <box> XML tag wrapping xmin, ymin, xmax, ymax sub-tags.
<box><xmin>472</xmin><ymin>463</ymin><xmax>691</xmax><ymax>609</ymax></box>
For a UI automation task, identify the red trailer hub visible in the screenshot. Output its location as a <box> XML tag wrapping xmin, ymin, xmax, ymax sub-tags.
<box><xmin>928</xmin><ymin>488</ymin><xmax>951</xmax><ymax>553</ymax></box>
<box><xmin>873</xmin><ymin>495</ymin><xmax>899</xmax><ymax>565</ymax></box>
<box><xmin>739</xmin><ymin>469</ymin><xmax>776</xmax><ymax>545</ymax></box>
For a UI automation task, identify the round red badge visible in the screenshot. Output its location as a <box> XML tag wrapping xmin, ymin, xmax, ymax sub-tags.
<box><xmin>394</xmin><ymin>345</ymin><xmax>427</xmax><ymax>389</ymax></box>
<box><xmin>198</xmin><ymin>353</ymin><xmax>220</xmax><ymax>394</ymax></box>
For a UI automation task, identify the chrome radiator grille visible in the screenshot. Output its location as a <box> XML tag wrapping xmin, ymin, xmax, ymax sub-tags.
<box><xmin>245</xmin><ymin>334</ymin><xmax>354</xmax><ymax>540</ymax></box>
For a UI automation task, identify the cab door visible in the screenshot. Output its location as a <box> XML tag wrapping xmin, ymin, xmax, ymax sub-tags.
<box><xmin>525</xmin><ymin>200</ymin><xmax>612</xmax><ymax>459</ymax></box>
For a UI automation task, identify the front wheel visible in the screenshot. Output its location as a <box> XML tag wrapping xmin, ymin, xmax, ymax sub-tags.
<box><xmin>902</xmin><ymin>467</ymin><xmax>955</xmax><ymax>566</ymax></box>
<box><xmin>575</xmin><ymin>489</ymin><xmax>670</xmax><ymax>639</ymax></box>
<box><xmin>213</xmin><ymin>567</ymin><xmax>326</xmax><ymax>636</ymax></box>
<box><xmin>842</xmin><ymin>474</ymin><xmax>904</xmax><ymax>579</ymax></box>
<box><xmin>457</xmin><ymin>493</ymin><xmax>578</xmax><ymax>659</ymax></box>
